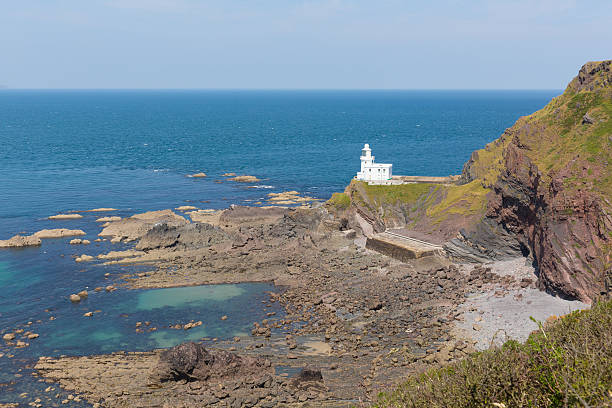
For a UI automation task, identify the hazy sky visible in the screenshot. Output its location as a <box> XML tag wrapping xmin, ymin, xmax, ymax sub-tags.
<box><xmin>1</xmin><ymin>0</ymin><xmax>610</xmax><ymax>89</ymax></box>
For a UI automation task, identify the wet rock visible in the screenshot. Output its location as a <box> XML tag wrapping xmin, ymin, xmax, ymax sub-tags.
<box><xmin>69</xmin><ymin>294</ymin><xmax>81</xmax><ymax>303</ymax></box>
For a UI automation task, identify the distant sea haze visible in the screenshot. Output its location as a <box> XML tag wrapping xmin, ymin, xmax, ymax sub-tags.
<box><xmin>0</xmin><ymin>89</ymin><xmax>559</xmax><ymax>231</ymax></box>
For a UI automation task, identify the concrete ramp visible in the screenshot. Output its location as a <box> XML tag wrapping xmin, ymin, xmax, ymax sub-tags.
<box><xmin>366</xmin><ymin>230</ymin><xmax>445</xmax><ymax>262</ymax></box>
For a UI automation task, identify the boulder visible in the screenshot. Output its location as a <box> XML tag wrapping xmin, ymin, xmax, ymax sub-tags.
<box><xmin>189</xmin><ymin>173</ymin><xmax>207</xmax><ymax>178</ymax></box>
<box><xmin>75</xmin><ymin>255</ymin><xmax>94</xmax><ymax>263</ymax></box>
<box><xmin>2</xmin><ymin>333</ymin><xmax>15</xmax><ymax>341</ymax></box>
<box><xmin>69</xmin><ymin>294</ymin><xmax>81</xmax><ymax>303</ymax></box>
<box><xmin>290</xmin><ymin>367</ymin><xmax>325</xmax><ymax>391</ymax></box>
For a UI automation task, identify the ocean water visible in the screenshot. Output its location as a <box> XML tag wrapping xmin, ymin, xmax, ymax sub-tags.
<box><xmin>0</xmin><ymin>90</ymin><xmax>558</xmax><ymax>405</ymax></box>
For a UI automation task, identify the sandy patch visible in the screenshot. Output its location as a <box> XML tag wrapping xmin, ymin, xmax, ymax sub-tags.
<box><xmin>455</xmin><ymin>288</ymin><xmax>590</xmax><ymax>350</ymax></box>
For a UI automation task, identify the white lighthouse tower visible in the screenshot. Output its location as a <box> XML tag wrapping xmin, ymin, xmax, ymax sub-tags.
<box><xmin>360</xmin><ymin>143</ymin><xmax>373</xmax><ymax>172</ymax></box>
<box><xmin>356</xmin><ymin>143</ymin><xmax>392</xmax><ymax>182</ymax></box>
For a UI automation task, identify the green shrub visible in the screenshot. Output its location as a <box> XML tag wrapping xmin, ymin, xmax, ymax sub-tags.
<box><xmin>374</xmin><ymin>300</ymin><xmax>612</xmax><ymax>408</ymax></box>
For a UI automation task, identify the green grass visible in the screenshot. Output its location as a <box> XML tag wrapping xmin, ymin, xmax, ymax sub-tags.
<box><xmin>426</xmin><ymin>180</ymin><xmax>489</xmax><ymax>224</ymax></box>
<box><xmin>360</xmin><ymin>182</ymin><xmax>437</xmax><ymax>205</ymax></box>
<box><xmin>327</xmin><ymin>192</ymin><xmax>351</xmax><ymax>210</ymax></box>
<box><xmin>374</xmin><ymin>299</ymin><xmax>612</xmax><ymax>408</ymax></box>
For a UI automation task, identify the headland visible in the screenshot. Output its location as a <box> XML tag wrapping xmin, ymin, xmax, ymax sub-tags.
<box><xmin>1</xmin><ymin>60</ymin><xmax>611</xmax><ymax>407</ymax></box>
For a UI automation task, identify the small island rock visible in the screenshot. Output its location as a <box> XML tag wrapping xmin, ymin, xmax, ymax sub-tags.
<box><xmin>48</xmin><ymin>214</ymin><xmax>83</xmax><ymax>220</ymax></box>
<box><xmin>0</xmin><ymin>235</ymin><xmax>42</xmax><ymax>248</ymax></box>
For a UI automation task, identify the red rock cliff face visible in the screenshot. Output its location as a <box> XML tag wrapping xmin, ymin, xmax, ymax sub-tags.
<box><xmin>487</xmin><ymin>140</ymin><xmax>611</xmax><ymax>302</ymax></box>
<box><xmin>478</xmin><ymin>61</ymin><xmax>612</xmax><ymax>303</ymax></box>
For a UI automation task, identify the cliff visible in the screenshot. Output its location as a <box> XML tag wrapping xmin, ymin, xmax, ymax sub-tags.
<box><xmin>330</xmin><ymin>60</ymin><xmax>612</xmax><ymax>303</ymax></box>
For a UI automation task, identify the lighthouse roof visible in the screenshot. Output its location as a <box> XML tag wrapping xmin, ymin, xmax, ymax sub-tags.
<box><xmin>363</xmin><ymin>143</ymin><xmax>371</xmax><ymax>150</ymax></box>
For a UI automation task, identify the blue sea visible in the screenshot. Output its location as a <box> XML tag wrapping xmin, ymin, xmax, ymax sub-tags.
<box><xmin>0</xmin><ymin>90</ymin><xmax>558</xmax><ymax>405</ymax></box>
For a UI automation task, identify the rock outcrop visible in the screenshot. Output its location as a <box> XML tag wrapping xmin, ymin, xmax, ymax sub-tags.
<box><xmin>148</xmin><ymin>342</ymin><xmax>272</xmax><ymax>385</ymax></box>
<box><xmin>135</xmin><ymin>222</ymin><xmax>230</xmax><ymax>251</ymax></box>
<box><xmin>98</xmin><ymin>209</ymin><xmax>188</xmax><ymax>242</ymax></box>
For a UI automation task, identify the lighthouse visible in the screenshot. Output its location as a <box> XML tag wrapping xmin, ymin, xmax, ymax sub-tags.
<box><xmin>356</xmin><ymin>143</ymin><xmax>392</xmax><ymax>182</ymax></box>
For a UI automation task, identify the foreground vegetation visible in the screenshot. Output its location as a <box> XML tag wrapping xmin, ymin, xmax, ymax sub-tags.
<box><xmin>374</xmin><ymin>299</ymin><xmax>612</xmax><ymax>408</ymax></box>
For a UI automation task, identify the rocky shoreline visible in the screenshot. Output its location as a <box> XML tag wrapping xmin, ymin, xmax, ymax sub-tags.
<box><xmin>22</xmin><ymin>203</ymin><xmax>588</xmax><ymax>407</ymax></box>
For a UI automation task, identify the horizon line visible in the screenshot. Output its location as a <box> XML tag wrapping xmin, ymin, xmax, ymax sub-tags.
<box><xmin>0</xmin><ymin>88</ymin><xmax>563</xmax><ymax>92</ymax></box>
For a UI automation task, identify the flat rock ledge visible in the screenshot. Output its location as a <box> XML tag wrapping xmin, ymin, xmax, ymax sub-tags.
<box><xmin>229</xmin><ymin>175</ymin><xmax>261</xmax><ymax>183</ymax></box>
<box><xmin>48</xmin><ymin>214</ymin><xmax>83</xmax><ymax>220</ymax></box>
<box><xmin>36</xmin><ymin>342</ymin><xmax>330</xmax><ymax>408</ymax></box>
<box><xmin>0</xmin><ymin>234</ymin><xmax>41</xmax><ymax>248</ymax></box>
<box><xmin>33</xmin><ymin>229</ymin><xmax>86</xmax><ymax>239</ymax></box>
<box><xmin>0</xmin><ymin>229</ymin><xmax>86</xmax><ymax>247</ymax></box>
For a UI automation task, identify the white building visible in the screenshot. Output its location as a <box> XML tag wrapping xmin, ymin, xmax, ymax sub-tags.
<box><xmin>356</xmin><ymin>143</ymin><xmax>392</xmax><ymax>182</ymax></box>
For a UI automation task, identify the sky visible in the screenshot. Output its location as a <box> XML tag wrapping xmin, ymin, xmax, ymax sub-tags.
<box><xmin>0</xmin><ymin>0</ymin><xmax>610</xmax><ymax>89</ymax></box>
